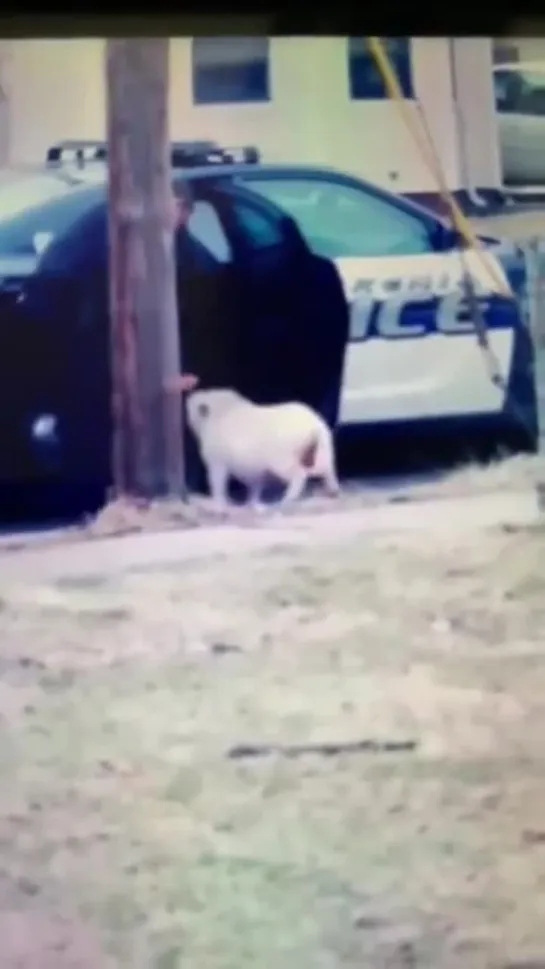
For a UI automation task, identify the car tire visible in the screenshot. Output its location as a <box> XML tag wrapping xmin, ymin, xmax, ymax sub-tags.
<box><xmin>497</xmin><ymin>323</ymin><xmax>540</xmax><ymax>456</ymax></box>
<box><xmin>497</xmin><ymin>416</ymin><xmax>539</xmax><ymax>457</ymax></box>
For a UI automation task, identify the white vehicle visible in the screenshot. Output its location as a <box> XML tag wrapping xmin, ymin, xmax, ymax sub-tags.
<box><xmin>493</xmin><ymin>61</ymin><xmax>545</xmax><ymax>186</ymax></box>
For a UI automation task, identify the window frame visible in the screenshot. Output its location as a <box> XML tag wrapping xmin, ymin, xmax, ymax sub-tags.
<box><xmin>347</xmin><ymin>37</ymin><xmax>414</xmax><ymax>101</ymax></box>
<box><xmin>191</xmin><ymin>36</ymin><xmax>271</xmax><ymax>106</ymax></box>
<box><xmin>199</xmin><ymin>181</ymin><xmax>305</xmax><ymax>263</ymax></box>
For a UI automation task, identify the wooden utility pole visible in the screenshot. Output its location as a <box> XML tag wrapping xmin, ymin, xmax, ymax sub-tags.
<box><xmin>106</xmin><ymin>38</ymin><xmax>184</xmax><ymax>501</ymax></box>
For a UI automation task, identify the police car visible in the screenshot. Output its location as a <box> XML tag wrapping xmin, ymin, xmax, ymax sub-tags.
<box><xmin>235</xmin><ymin>168</ymin><xmax>535</xmax><ymax>448</ymax></box>
<box><xmin>0</xmin><ymin>139</ymin><xmax>537</xmax><ymax>514</ymax></box>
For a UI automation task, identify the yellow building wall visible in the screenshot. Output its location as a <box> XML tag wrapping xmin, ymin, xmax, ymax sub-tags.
<box><xmin>504</xmin><ymin>37</ymin><xmax>545</xmax><ymax>63</ymax></box>
<box><xmin>0</xmin><ymin>36</ymin><xmax>500</xmax><ymax>193</ymax></box>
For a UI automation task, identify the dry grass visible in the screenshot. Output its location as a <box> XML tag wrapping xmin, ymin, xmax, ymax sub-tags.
<box><xmin>2</xmin><ymin>521</ymin><xmax>545</xmax><ymax>967</ymax></box>
<box><xmin>279</xmin><ymin>453</ymin><xmax>545</xmax><ymax>512</ymax></box>
<box><xmin>76</xmin><ymin>453</ymin><xmax>545</xmax><ymax>527</ymax></box>
<box><xmin>399</xmin><ymin>452</ymin><xmax>545</xmax><ymax>501</ymax></box>
<box><xmin>1</xmin><ymin>452</ymin><xmax>543</xmax><ymax>558</ymax></box>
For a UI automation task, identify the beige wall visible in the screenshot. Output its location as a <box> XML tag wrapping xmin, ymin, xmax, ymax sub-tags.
<box><xmin>504</xmin><ymin>37</ymin><xmax>545</xmax><ymax>63</ymax></box>
<box><xmin>169</xmin><ymin>36</ymin><xmax>463</xmax><ymax>193</ymax></box>
<box><xmin>0</xmin><ymin>36</ymin><xmax>502</xmax><ymax>193</ymax></box>
<box><xmin>451</xmin><ymin>38</ymin><xmax>502</xmax><ymax>192</ymax></box>
<box><xmin>6</xmin><ymin>39</ymin><xmax>105</xmax><ymax>164</ymax></box>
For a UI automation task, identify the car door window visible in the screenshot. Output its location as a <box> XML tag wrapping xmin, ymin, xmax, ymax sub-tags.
<box><xmin>207</xmin><ymin>185</ymin><xmax>292</xmax><ymax>257</ymax></box>
<box><xmin>494</xmin><ymin>69</ymin><xmax>522</xmax><ymax>113</ymax></box>
<box><xmin>517</xmin><ymin>71</ymin><xmax>545</xmax><ymax>116</ymax></box>
<box><xmin>186</xmin><ymin>199</ymin><xmax>232</xmax><ymax>262</ymax></box>
<box><xmin>245</xmin><ymin>177</ymin><xmax>433</xmax><ymax>259</ymax></box>
<box><xmin>215</xmin><ymin>189</ymin><xmax>304</xmax><ymax>273</ymax></box>
<box><xmin>494</xmin><ymin>68</ymin><xmax>545</xmax><ymax>116</ymax></box>
<box><xmin>231</xmin><ymin>197</ymin><xmax>286</xmax><ymax>250</ymax></box>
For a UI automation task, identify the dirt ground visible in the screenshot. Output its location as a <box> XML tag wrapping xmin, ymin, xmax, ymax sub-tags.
<box><xmin>0</xmin><ymin>196</ymin><xmax>544</xmax><ymax>967</ymax></box>
<box><xmin>0</xmin><ymin>451</ymin><xmax>540</xmax><ymax>559</ymax></box>
<box><xmin>1</xmin><ymin>515</ymin><xmax>545</xmax><ymax>967</ymax></box>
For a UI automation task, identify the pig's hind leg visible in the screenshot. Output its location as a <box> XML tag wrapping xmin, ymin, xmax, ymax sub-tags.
<box><xmin>279</xmin><ymin>466</ymin><xmax>309</xmax><ymax>507</ymax></box>
<box><xmin>247</xmin><ymin>476</ymin><xmax>267</xmax><ymax>514</ymax></box>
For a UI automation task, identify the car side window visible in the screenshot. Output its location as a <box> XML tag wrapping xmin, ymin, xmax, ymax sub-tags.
<box><xmin>245</xmin><ymin>177</ymin><xmax>433</xmax><ymax>259</ymax></box>
<box><xmin>494</xmin><ymin>68</ymin><xmax>545</xmax><ymax>116</ymax></box>
<box><xmin>494</xmin><ymin>70</ymin><xmax>521</xmax><ymax>113</ymax></box>
<box><xmin>186</xmin><ymin>199</ymin><xmax>232</xmax><ymax>262</ymax></box>
<box><xmin>518</xmin><ymin>71</ymin><xmax>545</xmax><ymax>116</ymax></box>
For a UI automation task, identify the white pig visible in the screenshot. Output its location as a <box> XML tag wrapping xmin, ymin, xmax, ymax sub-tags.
<box><xmin>185</xmin><ymin>388</ymin><xmax>340</xmax><ymax>512</ymax></box>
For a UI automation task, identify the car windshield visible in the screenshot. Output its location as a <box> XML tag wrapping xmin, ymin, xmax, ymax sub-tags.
<box><xmin>0</xmin><ymin>173</ymin><xmax>76</xmax><ymax>223</ymax></box>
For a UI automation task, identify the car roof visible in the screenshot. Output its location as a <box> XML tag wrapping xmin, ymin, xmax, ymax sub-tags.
<box><xmin>175</xmin><ymin>163</ymin><xmax>442</xmax><ymax>225</ymax></box>
<box><xmin>215</xmin><ymin>162</ymin><xmax>444</xmax><ymax>225</ymax></box>
<box><xmin>12</xmin><ymin>159</ymin><xmax>443</xmax><ymax>223</ymax></box>
<box><xmin>11</xmin><ymin>137</ymin><xmax>445</xmax><ymax>228</ymax></box>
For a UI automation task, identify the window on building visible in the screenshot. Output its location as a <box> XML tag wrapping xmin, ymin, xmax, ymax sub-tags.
<box><xmin>348</xmin><ymin>37</ymin><xmax>413</xmax><ymax>100</ymax></box>
<box><xmin>493</xmin><ymin>41</ymin><xmax>520</xmax><ymax>65</ymax></box>
<box><xmin>192</xmin><ymin>36</ymin><xmax>270</xmax><ymax>105</ymax></box>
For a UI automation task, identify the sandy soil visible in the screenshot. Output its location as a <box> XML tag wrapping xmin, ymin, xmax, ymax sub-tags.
<box><xmin>1</xmin><ymin>520</ymin><xmax>545</xmax><ymax>967</ymax></box>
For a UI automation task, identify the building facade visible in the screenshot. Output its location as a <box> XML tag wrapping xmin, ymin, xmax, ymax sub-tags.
<box><xmin>0</xmin><ymin>36</ymin><xmax>505</xmax><ymax>209</ymax></box>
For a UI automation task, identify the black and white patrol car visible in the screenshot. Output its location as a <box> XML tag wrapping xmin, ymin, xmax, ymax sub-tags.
<box><xmin>0</xmin><ymin>139</ymin><xmax>537</xmax><ymax>515</ymax></box>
